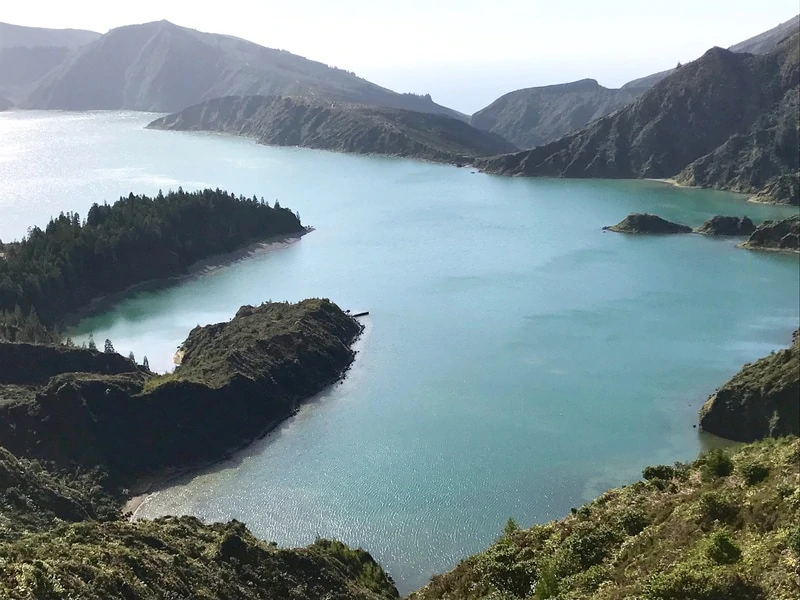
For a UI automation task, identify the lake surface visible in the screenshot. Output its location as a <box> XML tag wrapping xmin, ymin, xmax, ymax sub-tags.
<box><xmin>1</xmin><ymin>110</ymin><xmax>798</xmax><ymax>593</ymax></box>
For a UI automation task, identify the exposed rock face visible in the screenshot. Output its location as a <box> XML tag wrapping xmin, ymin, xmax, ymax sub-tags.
<box><xmin>148</xmin><ymin>95</ymin><xmax>515</xmax><ymax>163</ymax></box>
<box><xmin>695</xmin><ymin>216</ymin><xmax>757</xmax><ymax>236</ymax></box>
<box><xmin>740</xmin><ymin>215</ymin><xmax>800</xmax><ymax>251</ymax></box>
<box><xmin>0</xmin><ymin>299</ymin><xmax>362</xmax><ymax>484</ymax></box>
<box><xmin>477</xmin><ymin>34</ymin><xmax>799</xmax><ymax>196</ymax></box>
<box><xmin>750</xmin><ymin>172</ymin><xmax>800</xmax><ymax>205</ymax></box>
<box><xmin>699</xmin><ymin>332</ymin><xmax>799</xmax><ymax>441</ymax></box>
<box><xmin>24</xmin><ymin>20</ymin><xmax>461</xmax><ymax>119</ymax></box>
<box><xmin>603</xmin><ymin>214</ymin><xmax>692</xmax><ymax>234</ymax></box>
<box><xmin>469</xmin><ymin>79</ymin><xmax>643</xmax><ymax>149</ymax></box>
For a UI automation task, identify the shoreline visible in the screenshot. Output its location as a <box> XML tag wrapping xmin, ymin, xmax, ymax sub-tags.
<box><xmin>64</xmin><ymin>227</ymin><xmax>312</xmax><ymax>329</ymax></box>
<box><xmin>125</xmin><ymin>314</ymin><xmax>367</xmax><ymax>519</ymax></box>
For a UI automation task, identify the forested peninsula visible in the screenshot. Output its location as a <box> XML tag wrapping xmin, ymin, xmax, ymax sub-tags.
<box><xmin>0</xmin><ymin>188</ymin><xmax>305</xmax><ymax>338</ymax></box>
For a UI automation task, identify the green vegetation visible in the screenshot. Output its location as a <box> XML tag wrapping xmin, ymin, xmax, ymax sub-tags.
<box><xmin>0</xmin><ymin>188</ymin><xmax>303</xmax><ymax>332</ymax></box>
<box><xmin>0</xmin><ymin>511</ymin><xmax>397</xmax><ymax>599</ymax></box>
<box><xmin>699</xmin><ymin>330</ymin><xmax>799</xmax><ymax>440</ymax></box>
<box><xmin>409</xmin><ymin>437</ymin><xmax>800</xmax><ymax>600</ymax></box>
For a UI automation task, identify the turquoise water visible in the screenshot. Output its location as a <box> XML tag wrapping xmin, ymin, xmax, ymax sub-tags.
<box><xmin>1</xmin><ymin>110</ymin><xmax>798</xmax><ymax>593</ymax></box>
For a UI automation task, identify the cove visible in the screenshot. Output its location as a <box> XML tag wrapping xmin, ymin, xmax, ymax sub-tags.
<box><xmin>1</xmin><ymin>111</ymin><xmax>798</xmax><ymax>593</ymax></box>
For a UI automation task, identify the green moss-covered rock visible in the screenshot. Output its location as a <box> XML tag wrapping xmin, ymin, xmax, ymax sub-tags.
<box><xmin>603</xmin><ymin>214</ymin><xmax>692</xmax><ymax>234</ymax></box>
<box><xmin>409</xmin><ymin>438</ymin><xmax>800</xmax><ymax>600</ymax></box>
<box><xmin>699</xmin><ymin>332</ymin><xmax>799</xmax><ymax>441</ymax></box>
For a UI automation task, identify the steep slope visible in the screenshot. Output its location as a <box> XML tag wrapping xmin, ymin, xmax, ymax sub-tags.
<box><xmin>470</xmin><ymin>79</ymin><xmax>643</xmax><ymax>149</ymax></box>
<box><xmin>0</xmin><ymin>22</ymin><xmax>99</xmax><ymax>49</ymax></box>
<box><xmin>410</xmin><ymin>437</ymin><xmax>800</xmax><ymax>600</ymax></box>
<box><xmin>148</xmin><ymin>95</ymin><xmax>516</xmax><ymax>162</ymax></box>
<box><xmin>699</xmin><ymin>331</ymin><xmax>799</xmax><ymax>441</ymax></box>
<box><xmin>621</xmin><ymin>15</ymin><xmax>799</xmax><ymax>92</ymax></box>
<box><xmin>478</xmin><ymin>34</ymin><xmax>799</xmax><ymax>201</ymax></box>
<box><xmin>740</xmin><ymin>215</ymin><xmax>800</xmax><ymax>251</ymax></box>
<box><xmin>730</xmin><ymin>14</ymin><xmax>800</xmax><ymax>54</ymax></box>
<box><xmin>24</xmin><ymin>20</ymin><xmax>462</xmax><ymax>118</ymax></box>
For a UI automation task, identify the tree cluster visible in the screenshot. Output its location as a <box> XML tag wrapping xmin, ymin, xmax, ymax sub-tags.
<box><xmin>0</xmin><ymin>188</ymin><xmax>303</xmax><ymax>339</ymax></box>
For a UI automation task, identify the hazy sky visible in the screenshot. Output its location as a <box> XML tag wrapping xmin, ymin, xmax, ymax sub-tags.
<box><xmin>3</xmin><ymin>0</ymin><xmax>798</xmax><ymax>113</ymax></box>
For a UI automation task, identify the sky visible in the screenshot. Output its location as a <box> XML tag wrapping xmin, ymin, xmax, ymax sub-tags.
<box><xmin>3</xmin><ymin>0</ymin><xmax>799</xmax><ymax>113</ymax></box>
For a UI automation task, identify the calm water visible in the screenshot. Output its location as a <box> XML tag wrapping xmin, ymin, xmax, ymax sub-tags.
<box><xmin>1</xmin><ymin>110</ymin><xmax>798</xmax><ymax>593</ymax></box>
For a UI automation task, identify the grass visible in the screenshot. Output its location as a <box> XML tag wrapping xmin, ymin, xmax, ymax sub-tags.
<box><xmin>410</xmin><ymin>437</ymin><xmax>800</xmax><ymax>600</ymax></box>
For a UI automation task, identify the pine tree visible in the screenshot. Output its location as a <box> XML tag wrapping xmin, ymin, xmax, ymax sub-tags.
<box><xmin>87</xmin><ymin>334</ymin><xmax>97</xmax><ymax>351</ymax></box>
<box><xmin>143</xmin><ymin>356</ymin><xmax>150</xmax><ymax>371</ymax></box>
<box><xmin>104</xmin><ymin>339</ymin><xmax>115</xmax><ymax>353</ymax></box>
<box><xmin>128</xmin><ymin>351</ymin><xmax>136</xmax><ymax>362</ymax></box>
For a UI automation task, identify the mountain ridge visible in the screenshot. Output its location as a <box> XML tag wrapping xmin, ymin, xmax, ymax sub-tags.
<box><xmin>148</xmin><ymin>95</ymin><xmax>516</xmax><ymax>163</ymax></box>
<box><xmin>24</xmin><ymin>20</ymin><xmax>464</xmax><ymax>118</ymax></box>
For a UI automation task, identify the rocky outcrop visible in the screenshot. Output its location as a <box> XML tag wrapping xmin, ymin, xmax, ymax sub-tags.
<box><xmin>695</xmin><ymin>216</ymin><xmax>756</xmax><ymax>236</ymax></box>
<box><xmin>740</xmin><ymin>215</ymin><xmax>800</xmax><ymax>251</ymax></box>
<box><xmin>0</xmin><ymin>299</ymin><xmax>362</xmax><ymax>484</ymax></box>
<box><xmin>148</xmin><ymin>95</ymin><xmax>515</xmax><ymax>163</ymax></box>
<box><xmin>699</xmin><ymin>332</ymin><xmax>799</xmax><ymax>441</ymax></box>
<box><xmin>603</xmin><ymin>214</ymin><xmax>692</xmax><ymax>234</ymax></box>
<box><xmin>750</xmin><ymin>172</ymin><xmax>800</xmax><ymax>205</ymax></box>
<box><xmin>477</xmin><ymin>33</ymin><xmax>799</xmax><ymax>194</ymax></box>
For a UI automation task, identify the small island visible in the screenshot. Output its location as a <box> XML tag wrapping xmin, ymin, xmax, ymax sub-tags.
<box><xmin>603</xmin><ymin>213</ymin><xmax>692</xmax><ymax>234</ymax></box>
<box><xmin>147</xmin><ymin>95</ymin><xmax>517</xmax><ymax>164</ymax></box>
<box><xmin>695</xmin><ymin>215</ymin><xmax>756</xmax><ymax>236</ymax></box>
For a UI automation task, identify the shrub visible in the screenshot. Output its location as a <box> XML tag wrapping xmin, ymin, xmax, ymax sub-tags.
<box><xmin>475</xmin><ymin>540</ymin><xmax>536</xmax><ymax>598</ymax></box>
<box><xmin>699</xmin><ymin>492</ymin><xmax>738</xmax><ymax>525</ymax></box>
<box><xmin>738</xmin><ymin>461</ymin><xmax>769</xmax><ymax>486</ymax></box>
<box><xmin>617</xmin><ymin>507</ymin><xmax>649</xmax><ymax>536</ymax></box>
<box><xmin>561</xmin><ymin>524</ymin><xmax>621</xmax><ymax>573</ymax></box>
<box><xmin>788</xmin><ymin>525</ymin><xmax>800</xmax><ymax>556</ymax></box>
<box><xmin>704</xmin><ymin>531</ymin><xmax>742</xmax><ymax>564</ymax></box>
<box><xmin>701</xmin><ymin>449</ymin><xmax>734</xmax><ymax>480</ymax></box>
<box><xmin>644</xmin><ymin>563</ymin><xmax>763</xmax><ymax>600</ymax></box>
<box><xmin>643</xmin><ymin>465</ymin><xmax>675</xmax><ymax>480</ymax></box>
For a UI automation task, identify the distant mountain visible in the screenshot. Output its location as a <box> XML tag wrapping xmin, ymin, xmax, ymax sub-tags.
<box><xmin>0</xmin><ymin>46</ymin><xmax>70</xmax><ymax>105</ymax></box>
<box><xmin>471</xmin><ymin>18</ymin><xmax>800</xmax><ymax>150</ymax></box>
<box><xmin>621</xmin><ymin>15</ymin><xmax>800</xmax><ymax>92</ymax></box>
<box><xmin>0</xmin><ymin>22</ymin><xmax>100</xmax><ymax>49</ymax></box>
<box><xmin>0</xmin><ymin>97</ymin><xmax>12</xmax><ymax>111</ymax></box>
<box><xmin>469</xmin><ymin>79</ymin><xmax>643</xmax><ymax>149</ymax></box>
<box><xmin>148</xmin><ymin>95</ymin><xmax>515</xmax><ymax>163</ymax></box>
<box><xmin>730</xmin><ymin>15</ymin><xmax>800</xmax><ymax>54</ymax></box>
<box><xmin>478</xmin><ymin>33</ymin><xmax>799</xmax><ymax>204</ymax></box>
<box><xmin>24</xmin><ymin>20</ymin><xmax>463</xmax><ymax>118</ymax></box>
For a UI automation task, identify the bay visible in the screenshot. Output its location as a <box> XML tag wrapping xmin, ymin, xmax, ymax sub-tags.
<box><xmin>1</xmin><ymin>110</ymin><xmax>798</xmax><ymax>593</ymax></box>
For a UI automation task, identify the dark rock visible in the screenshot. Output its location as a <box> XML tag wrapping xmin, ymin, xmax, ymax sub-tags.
<box><xmin>740</xmin><ymin>215</ymin><xmax>800</xmax><ymax>251</ymax></box>
<box><xmin>750</xmin><ymin>173</ymin><xmax>800</xmax><ymax>206</ymax></box>
<box><xmin>603</xmin><ymin>214</ymin><xmax>692</xmax><ymax>234</ymax></box>
<box><xmin>699</xmin><ymin>331</ymin><xmax>799</xmax><ymax>441</ymax></box>
<box><xmin>695</xmin><ymin>215</ymin><xmax>757</xmax><ymax>236</ymax></box>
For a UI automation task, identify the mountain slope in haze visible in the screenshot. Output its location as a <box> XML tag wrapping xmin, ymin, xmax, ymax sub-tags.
<box><xmin>148</xmin><ymin>95</ymin><xmax>516</xmax><ymax>163</ymax></box>
<box><xmin>24</xmin><ymin>20</ymin><xmax>462</xmax><ymax>118</ymax></box>
<box><xmin>0</xmin><ymin>22</ymin><xmax>100</xmax><ymax>49</ymax></box>
<box><xmin>730</xmin><ymin>14</ymin><xmax>800</xmax><ymax>54</ymax></box>
<box><xmin>469</xmin><ymin>79</ymin><xmax>643</xmax><ymax>149</ymax></box>
<box><xmin>0</xmin><ymin>46</ymin><xmax>70</xmax><ymax>105</ymax></box>
<box><xmin>478</xmin><ymin>33</ymin><xmax>800</xmax><ymax>203</ymax></box>
<box><xmin>621</xmin><ymin>15</ymin><xmax>799</xmax><ymax>92</ymax></box>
